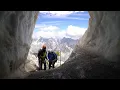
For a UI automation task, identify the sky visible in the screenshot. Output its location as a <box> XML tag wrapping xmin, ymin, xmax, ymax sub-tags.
<box><xmin>32</xmin><ymin>11</ymin><xmax>90</xmax><ymax>40</ymax></box>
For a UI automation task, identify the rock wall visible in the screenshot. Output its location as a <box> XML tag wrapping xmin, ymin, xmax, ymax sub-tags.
<box><xmin>76</xmin><ymin>11</ymin><xmax>120</xmax><ymax>62</ymax></box>
<box><xmin>0</xmin><ymin>11</ymin><xmax>39</xmax><ymax>78</ymax></box>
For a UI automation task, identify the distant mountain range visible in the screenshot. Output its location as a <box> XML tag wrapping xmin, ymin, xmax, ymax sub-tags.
<box><xmin>31</xmin><ymin>37</ymin><xmax>78</xmax><ymax>53</ymax></box>
<box><xmin>27</xmin><ymin>37</ymin><xmax>79</xmax><ymax>68</ymax></box>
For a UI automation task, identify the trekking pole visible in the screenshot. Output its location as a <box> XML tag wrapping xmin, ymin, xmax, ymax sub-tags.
<box><xmin>60</xmin><ymin>50</ymin><xmax>61</xmax><ymax>66</ymax></box>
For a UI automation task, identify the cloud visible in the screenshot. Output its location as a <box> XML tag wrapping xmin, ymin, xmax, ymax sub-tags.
<box><xmin>33</xmin><ymin>24</ymin><xmax>60</xmax><ymax>39</ymax></box>
<box><xmin>35</xmin><ymin>24</ymin><xmax>60</xmax><ymax>31</ymax></box>
<box><xmin>71</xmin><ymin>13</ymin><xmax>89</xmax><ymax>16</ymax></box>
<box><xmin>80</xmin><ymin>11</ymin><xmax>85</xmax><ymax>12</ymax></box>
<box><xmin>66</xmin><ymin>25</ymin><xmax>86</xmax><ymax>36</ymax></box>
<box><xmin>39</xmin><ymin>11</ymin><xmax>88</xmax><ymax>20</ymax></box>
<box><xmin>40</xmin><ymin>15</ymin><xmax>89</xmax><ymax>20</ymax></box>
<box><xmin>39</xmin><ymin>21</ymin><xmax>64</xmax><ymax>26</ymax></box>
<box><xmin>39</xmin><ymin>11</ymin><xmax>85</xmax><ymax>17</ymax></box>
<box><xmin>33</xmin><ymin>11</ymin><xmax>88</xmax><ymax>40</ymax></box>
<box><xmin>32</xmin><ymin>30</ymin><xmax>56</xmax><ymax>39</ymax></box>
<box><xmin>32</xmin><ymin>24</ymin><xmax>87</xmax><ymax>40</ymax></box>
<box><xmin>40</xmin><ymin>11</ymin><xmax>73</xmax><ymax>17</ymax></box>
<box><xmin>40</xmin><ymin>21</ymin><xmax>63</xmax><ymax>24</ymax></box>
<box><xmin>41</xmin><ymin>26</ymin><xmax>59</xmax><ymax>31</ymax></box>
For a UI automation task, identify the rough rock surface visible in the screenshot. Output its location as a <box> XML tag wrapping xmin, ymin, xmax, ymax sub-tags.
<box><xmin>79</xmin><ymin>11</ymin><xmax>120</xmax><ymax>62</ymax></box>
<box><xmin>25</xmin><ymin>11</ymin><xmax>120</xmax><ymax>79</ymax></box>
<box><xmin>0</xmin><ymin>11</ymin><xmax>39</xmax><ymax>78</ymax></box>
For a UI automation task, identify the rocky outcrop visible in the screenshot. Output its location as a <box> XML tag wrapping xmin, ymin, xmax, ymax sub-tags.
<box><xmin>78</xmin><ymin>11</ymin><xmax>120</xmax><ymax>62</ymax></box>
<box><xmin>0</xmin><ymin>11</ymin><xmax>39</xmax><ymax>78</ymax></box>
<box><xmin>25</xmin><ymin>11</ymin><xmax>120</xmax><ymax>79</ymax></box>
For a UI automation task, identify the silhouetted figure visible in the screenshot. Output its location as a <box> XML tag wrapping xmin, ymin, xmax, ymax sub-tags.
<box><xmin>37</xmin><ymin>45</ymin><xmax>47</xmax><ymax>70</ymax></box>
<box><xmin>47</xmin><ymin>51</ymin><xmax>58</xmax><ymax>69</ymax></box>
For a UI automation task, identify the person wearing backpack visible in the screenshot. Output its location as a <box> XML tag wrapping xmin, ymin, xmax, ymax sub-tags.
<box><xmin>47</xmin><ymin>51</ymin><xmax>58</xmax><ymax>69</ymax></box>
<box><xmin>37</xmin><ymin>45</ymin><xmax>47</xmax><ymax>70</ymax></box>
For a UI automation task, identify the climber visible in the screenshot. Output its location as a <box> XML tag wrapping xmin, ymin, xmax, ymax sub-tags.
<box><xmin>37</xmin><ymin>45</ymin><xmax>47</xmax><ymax>70</ymax></box>
<box><xmin>47</xmin><ymin>51</ymin><xmax>58</xmax><ymax>69</ymax></box>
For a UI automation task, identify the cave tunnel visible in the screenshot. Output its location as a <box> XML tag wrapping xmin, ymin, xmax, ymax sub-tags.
<box><xmin>0</xmin><ymin>11</ymin><xmax>120</xmax><ymax>79</ymax></box>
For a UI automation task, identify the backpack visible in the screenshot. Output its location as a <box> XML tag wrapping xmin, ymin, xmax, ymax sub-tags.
<box><xmin>48</xmin><ymin>51</ymin><xmax>57</xmax><ymax>62</ymax></box>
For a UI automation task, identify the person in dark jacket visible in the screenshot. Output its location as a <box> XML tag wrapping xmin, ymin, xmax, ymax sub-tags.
<box><xmin>47</xmin><ymin>51</ymin><xmax>57</xmax><ymax>69</ymax></box>
<box><xmin>37</xmin><ymin>45</ymin><xmax>47</xmax><ymax>70</ymax></box>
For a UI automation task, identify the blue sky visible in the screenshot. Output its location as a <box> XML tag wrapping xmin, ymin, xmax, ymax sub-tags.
<box><xmin>33</xmin><ymin>11</ymin><xmax>89</xmax><ymax>40</ymax></box>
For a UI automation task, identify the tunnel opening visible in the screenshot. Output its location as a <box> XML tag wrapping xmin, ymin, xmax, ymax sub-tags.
<box><xmin>24</xmin><ymin>11</ymin><xmax>90</xmax><ymax>73</ymax></box>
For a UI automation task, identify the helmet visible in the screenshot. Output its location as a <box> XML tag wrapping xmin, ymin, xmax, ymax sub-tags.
<box><xmin>42</xmin><ymin>45</ymin><xmax>46</xmax><ymax>49</ymax></box>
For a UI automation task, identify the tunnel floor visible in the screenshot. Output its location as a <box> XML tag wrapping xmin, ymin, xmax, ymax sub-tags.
<box><xmin>23</xmin><ymin>48</ymin><xmax>120</xmax><ymax>79</ymax></box>
<box><xmin>7</xmin><ymin>47</ymin><xmax>120</xmax><ymax>79</ymax></box>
